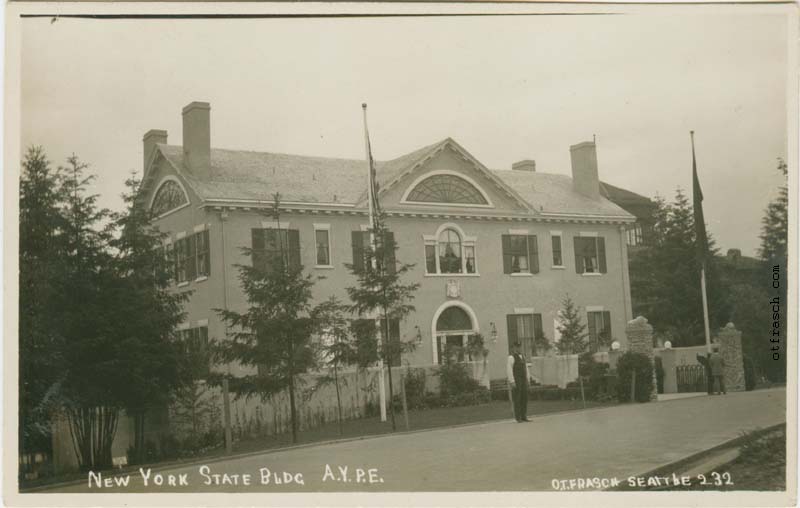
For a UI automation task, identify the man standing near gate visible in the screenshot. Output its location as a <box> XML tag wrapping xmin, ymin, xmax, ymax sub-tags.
<box><xmin>507</xmin><ymin>342</ymin><xmax>531</xmax><ymax>422</ymax></box>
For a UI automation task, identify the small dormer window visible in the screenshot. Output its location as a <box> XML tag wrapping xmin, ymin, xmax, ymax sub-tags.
<box><xmin>150</xmin><ymin>179</ymin><xmax>189</xmax><ymax>217</ymax></box>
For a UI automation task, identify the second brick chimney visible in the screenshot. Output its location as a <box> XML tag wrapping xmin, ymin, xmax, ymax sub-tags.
<box><xmin>570</xmin><ymin>141</ymin><xmax>600</xmax><ymax>199</ymax></box>
<box><xmin>182</xmin><ymin>101</ymin><xmax>211</xmax><ymax>179</ymax></box>
<box><xmin>143</xmin><ymin>129</ymin><xmax>167</xmax><ymax>172</ymax></box>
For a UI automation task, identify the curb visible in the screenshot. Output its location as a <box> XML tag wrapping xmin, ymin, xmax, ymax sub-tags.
<box><xmin>606</xmin><ymin>422</ymin><xmax>786</xmax><ymax>491</ymax></box>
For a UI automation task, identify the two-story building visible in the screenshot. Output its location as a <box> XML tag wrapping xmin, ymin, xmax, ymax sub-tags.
<box><xmin>139</xmin><ymin>101</ymin><xmax>637</xmax><ymax>382</ymax></box>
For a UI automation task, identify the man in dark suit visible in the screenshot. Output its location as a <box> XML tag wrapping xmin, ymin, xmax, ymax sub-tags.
<box><xmin>507</xmin><ymin>342</ymin><xmax>531</xmax><ymax>422</ymax></box>
<box><xmin>709</xmin><ymin>345</ymin><xmax>726</xmax><ymax>395</ymax></box>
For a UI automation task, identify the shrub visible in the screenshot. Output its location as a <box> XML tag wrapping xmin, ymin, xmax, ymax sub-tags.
<box><xmin>438</xmin><ymin>361</ymin><xmax>481</xmax><ymax>397</ymax></box>
<box><xmin>158</xmin><ymin>434</ymin><xmax>181</xmax><ymax>461</ymax></box>
<box><xmin>579</xmin><ymin>352</ymin><xmax>611</xmax><ymax>400</ymax></box>
<box><xmin>615</xmin><ymin>351</ymin><xmax>654</xmax><ymax>403</ymax></box>
<box><xmin>364</xmin><ymin>400</ymin><xmax>380</xmax><ymax>418</ymax></box>
<box><xmin>403</xmin><ymin>368</ymin><xmax>428</xmax><ymax>408</ymax></box>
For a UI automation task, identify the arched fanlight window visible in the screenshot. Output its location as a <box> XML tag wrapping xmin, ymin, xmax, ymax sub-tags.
<box><xmin>406</xmin><ymin>174</ymin><xmax>488</xmax><ymax>205</ymax></box>
<box><xmin>436</xmin><ymin>306</ymin><xmax>473</xmax><ymax>332</ymax></box>
<box><xmin>150</xmin><ymin>179</ymin><xmax>188</xmax><ymax>217</ymax></box>
<box><xmin>424</xmin><ymin>225</ymin><xmax>477</xmax><ymax>275</ymax></box>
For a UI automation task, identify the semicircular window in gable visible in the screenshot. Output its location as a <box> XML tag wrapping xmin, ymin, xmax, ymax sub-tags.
<box><xmin>406</xmin><ymin>174</ymin><xmax>488</xmax><ymax>205</ymax></box>
<box><xmin>150</xmin><ymin>180</ymin><xmax>188</xmax><ymax>216</ymax></box>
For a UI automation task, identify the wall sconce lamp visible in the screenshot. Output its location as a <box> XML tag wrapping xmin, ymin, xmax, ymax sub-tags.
<box><xmin>489</xmin><ymin>322</ymin><xmax>498</xmax><ymax>343</ymax></box>
<box><xmin>414</xmin><ymin>325</ymin><xmax>423</xmax><ymax>344</ymax></box>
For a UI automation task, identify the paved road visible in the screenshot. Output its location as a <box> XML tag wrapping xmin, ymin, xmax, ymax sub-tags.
<box><xmin>54</xmin><ymin>388</ymin><xmax>785</xmax><ymax>492</ymax></box>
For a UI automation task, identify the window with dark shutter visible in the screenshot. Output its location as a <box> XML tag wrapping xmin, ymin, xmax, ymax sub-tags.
<box><xmin>587</xmin><ymin>311</ymin><xmax>598</xmax><ymax>345</ymax></box>
<box><xmin>533</xmin><ymin>314</ymin><xmax>544</xmax><ymax>356</ymax></box>
<box><xmin>165</xmin><ymin>243</ymin><xmax>176</xmax><ymax>283</ymax></box>
<box><xmin>552</xmin><ymin>235</ymin><xmax>563</xmax><ymax>266</ymax></box>
<box><xmin>287</xmin><ymin>229</ymin><xmax>301</xmax><ymax>270</ymax></box>
<box><xmin>425</xmin><ymin>244</ymin><xmax>436</xmax><ymax>273</ymax></box>
<box><xmin>502</xmin><ymin>235</ymin><xmax>538</xmax><ymax>274</ymax></box>
<box><xmin>502</xmin><ymin>235</ymin><xmax>513</xmax><ymax>274</ymax></box>
<box><xmin>252</xmin><ymin>228</ymin><xmax>298</xmax><ymax>273</ymax></box>
<box><xmin>597</xmin><ymin>237</ymin><xmax>607</xmax><ymax>273</ymax></box>
<box><xmin>195</xmin><ymin>230</ymin><xmax>210</xmax><ymax>277</ymax></box>
<box><xmin>382</xmin><ymin>232</ymin><xmax>396</xmax><ymax>275</ymax></box>
<box><xmin>175</xmin><ymin>237</ymin><xmax>189</xmax><ymax>282</ymax></box>
<box><xmin>506</xmin><ymin>314</ymin><xmax>518</xmax><ymax>354</ymax></box>
<box><xmin>351</xmin><ymin>230</ymin><xmax>366</xmax><ymax>273</ymax></box>
<box><xmin>527</xmin><ymin>235</ymin><xmax>539</xmax><ymax>274</ymax></box>
<box><xmin>587</xmin><ymin>310</ymin><xmax>612</xmax><ymax>350</ymax></box>
<box><xmin>186</xmin><ymin>233</ymin><xmax>197</xmax><ymax>281</ymax></box>
<box><xmin>251</xmin><ymin>229</ymin><xmax>266</xmax><ymax>272</ymax></box>
<box><xmin>574</xmin><ymin>236</ymin><xmax>606</xmax><ymax>274</ymax></box>
<box><xmin>315</xmin><ymin>229</ymin><xmax>330</xmax><ymax>266</ymax></box>
<box><xmin>601</xmin><ymin>310</ymin><xmax>612</xmax><ymax>344</ymax></box>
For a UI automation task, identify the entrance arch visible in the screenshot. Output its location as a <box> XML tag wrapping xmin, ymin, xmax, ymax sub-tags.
<box><xmin>431</xmin><ymin>301</ymin><xmax>479</xmax><ymax>365</ymax></box>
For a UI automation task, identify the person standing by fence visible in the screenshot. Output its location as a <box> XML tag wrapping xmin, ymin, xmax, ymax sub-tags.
<box><xmin>507</xmin><ymin>342</ymin><xmax>531</xmax><ymax>422</ymax></box>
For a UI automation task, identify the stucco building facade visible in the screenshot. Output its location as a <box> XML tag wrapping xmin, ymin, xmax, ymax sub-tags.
<box><xmin>140</xmin><ymin>102</ymin><xmax>637</xmax><ymax>382</ymax></box>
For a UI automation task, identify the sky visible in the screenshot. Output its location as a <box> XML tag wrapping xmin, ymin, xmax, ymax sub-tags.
<box><xmin>20</xmin><ymin>8</ymin><xmax>790</xmax><ymax>256</ymax></box>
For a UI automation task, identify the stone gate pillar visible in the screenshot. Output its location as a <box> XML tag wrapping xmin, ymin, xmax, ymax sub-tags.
<box><xmin>716</xmin><ymin>323</ymin><xmax>746</xmax><ymax>392</ymax></box>
<box><xmin>625</xmin><ymin>316</ymin><xmax>657</xmax><ymax>401</ymax></box>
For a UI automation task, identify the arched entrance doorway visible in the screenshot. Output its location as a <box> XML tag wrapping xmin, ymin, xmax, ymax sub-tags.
<box><xmin>431</xmin><ymin>301</ymin><xmax>479</xmax><ymax>365</ymax></box>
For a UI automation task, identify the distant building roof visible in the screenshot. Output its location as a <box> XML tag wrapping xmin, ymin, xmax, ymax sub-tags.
<box><xmin>599</xmin><ymin>181</ymin><xmax>656</xmax><ymax>209</ymax></box>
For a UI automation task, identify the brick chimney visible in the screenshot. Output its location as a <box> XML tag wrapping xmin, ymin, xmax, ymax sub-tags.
<box><xmin>143</xmin><ymin>129</ymin><xmax>167</xmax><ymax>172</ymax></box>
<box><xmin>570</xmin><ymin>141</ymin><xmax>600</xmax><ymax>199</ymax></box>
<box><xmin>182</xmin><ymin>101</ymin><xmax>211</xmax><ymax>179</ymax></box>
<box><xmin>512</xmin><ymin>160</ymin><xmax>536</xmax><ymax>172</ymax></box>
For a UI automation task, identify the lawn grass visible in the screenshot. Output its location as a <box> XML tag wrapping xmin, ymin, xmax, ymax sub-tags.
<box><xmin>695</xmin><ymin>426</ymin><xmax>786</xmax><ymax>491</ymax></box>
<box><xmin>21</xmin><ymin>398</ymin><xmax>614</xmax><ymax>490</ymax></box>
<box><xmin>647</xmin><ymin>425</ymin><xmax>786</xmax><ymax>491</ymax></box>
<box><xmin>231</xmin><ymin>399</ymin><xmax>614</xmax><ymax>454</ymax></box>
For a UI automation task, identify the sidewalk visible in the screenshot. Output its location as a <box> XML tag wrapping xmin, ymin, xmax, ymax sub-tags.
<box><xmin>43</xmin><ymin>388</ymin><xmax>786</xmax><ymax>492</ymax></box>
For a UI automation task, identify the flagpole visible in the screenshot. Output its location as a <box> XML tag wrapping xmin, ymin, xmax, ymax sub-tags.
<box><xmin>691</xmin><ymin>130</ymin><xmax>713</xmax><ymax>353</ymax></box>
<box><xmin>363</xmin><ymin>103</ymin><xmax>387</xmax><ymax>422</ymax></box>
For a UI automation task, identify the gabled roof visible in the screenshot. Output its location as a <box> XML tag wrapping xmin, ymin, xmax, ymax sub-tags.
<box><xmin>354</xmin><ymin>137</ymin><xmax>535</xmax><ymax>212</ymax></box>
<box><xmin>154</xmin><ymin>141</ymin><xmax>635</xmax><ymax>220</ymax></box>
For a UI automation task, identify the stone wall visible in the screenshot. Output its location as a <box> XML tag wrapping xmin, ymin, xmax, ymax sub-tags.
<box><xmin>716</xmin><ymin>323</ymin><xmax>746</xmax><ymax>392</ymax></box>
<box><xmin>625</xmin><ymin>316</ymin><xmax>657</xmax><ymax>401</ymax></box>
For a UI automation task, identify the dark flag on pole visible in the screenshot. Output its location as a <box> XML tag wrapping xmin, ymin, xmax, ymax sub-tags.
<box><xmin>691</xmin><ymin>131</ymin><xmax>709</xmax><ymax>267</ymax></box>
<box><xmin>362</xmin><ymin>103</ymin><xmax>381</xmax><ymax>227</ymax></box>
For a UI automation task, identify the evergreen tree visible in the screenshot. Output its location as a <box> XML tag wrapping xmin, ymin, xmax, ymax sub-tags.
<box><xmin>348</xmin><ymin>316</ymin><xmax>381</xmax><ymax>414</ymax></box>
<box><xmin>19</xmin><ymin>147</ymin><xmax>67</xmax><ymax>462</ymax></box>
<box><xmin>759</xmin><ymin>158</ymin><xmax>788</xmax><ymax>262</ymax></box>
<box><xmin>533</xmin><ymin>331</ymin><xmax>552</xmax><ymax>357</ymax></box>
<box><xmin>345</xmin><ymin>210</ymin><xmax>419</xmax><ymax>431</ymax></box>
<box><xmin>757</xmin><ymin>158</ymin><xmax>788</xmax><ymax>382</ymax></box>
<box><xmin>215</xmin><ymin>195</ymin><xmax>320</xmax><ymax>444</ymax></box>
<box><xmin>172</xmin><ymin>381</ymin><xmax>220</xmax><ymax>451</ymax></box>
<box><xmin>555</xmin><ymin>296</ymin><xmax>588</xmax><ymax>355</ymax></box>
<box><xmin>628</xmin><ymin>188</ymin><xmax>729</xmax><ymax>345</ymax></box>
<box><xmin>312</xmin><ymin>296</ymin><xmax>357</xmax><ymax>435</ymax></box>
<box><xmin>109</xmin><ymin>173</ymin><xmax>189</xmax><ymax>463</ymax></box>
<box><xmin>55</xmin><ymin>154</ymin><xmax>122</xmax><ymax>470</ymax></box>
